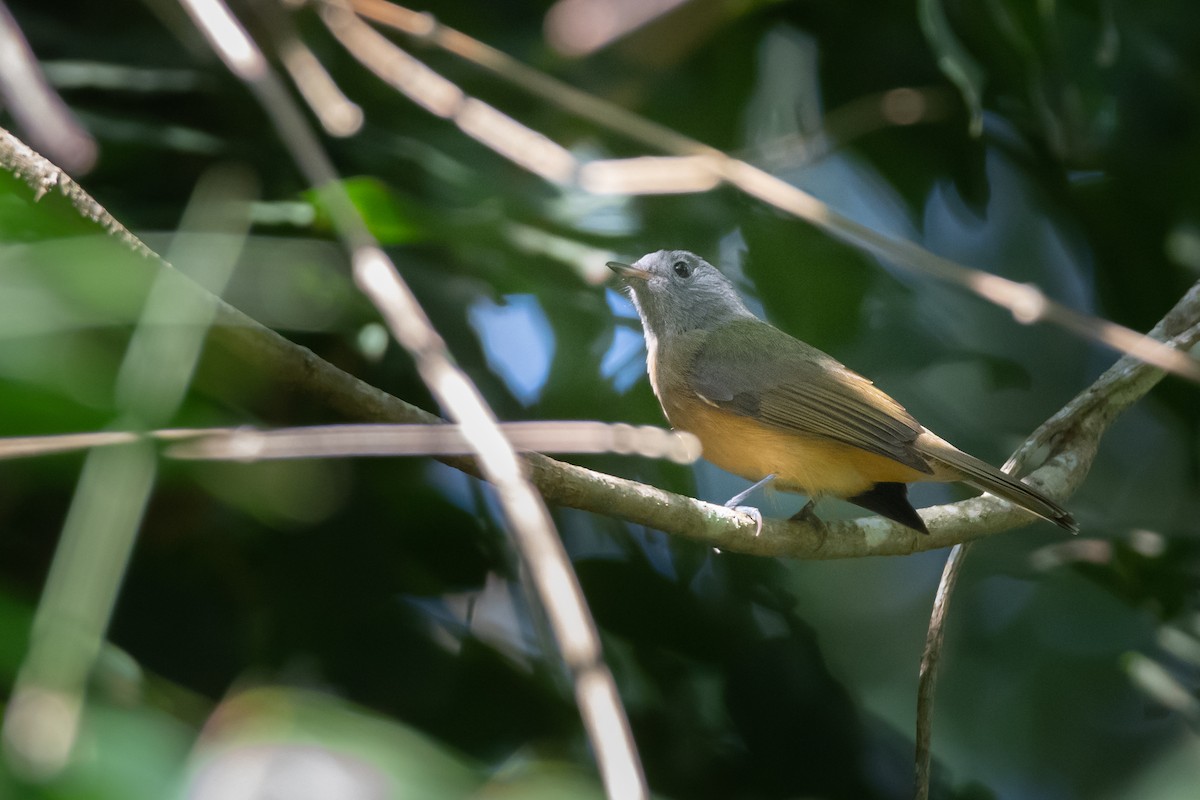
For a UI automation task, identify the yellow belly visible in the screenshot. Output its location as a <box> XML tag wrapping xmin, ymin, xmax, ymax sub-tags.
<box><xmin>673</xmin><ymin>400</ymin><xmax>930</xmax><ymax>499</ymax></box>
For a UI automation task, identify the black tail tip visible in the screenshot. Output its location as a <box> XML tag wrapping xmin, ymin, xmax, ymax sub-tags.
<box><xmin>847</xmin><ymin>482</ymin><xmax>929</xmax><ymax>535</ymax></box>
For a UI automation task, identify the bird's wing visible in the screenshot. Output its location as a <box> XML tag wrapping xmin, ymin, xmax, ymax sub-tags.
<box><xmin>687</xmin><ymin>319</ymin><xmax>933</xmax><ymax>474</ymax></box>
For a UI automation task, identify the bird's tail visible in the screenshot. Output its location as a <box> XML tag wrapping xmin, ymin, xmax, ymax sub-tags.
<box><xmin>920</xmin><ymin>435</ymin><xmax>1078</xmax><ymax>534</ymax></box>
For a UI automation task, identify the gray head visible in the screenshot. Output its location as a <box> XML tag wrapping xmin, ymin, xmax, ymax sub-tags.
<box><xmin>607</xmin><ymin>250</ymin><xmax>755</xmax><ymax>339</ymax></box>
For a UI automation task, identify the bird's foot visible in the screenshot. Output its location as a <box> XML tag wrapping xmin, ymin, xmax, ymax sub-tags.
<box><xmin>722</xmin><ymin>474</ymin><xmax>775</xmax><ymax>537</ymax></box>
<box><xmin>731</xmin><ymin>505</ymin><xmax>764</xmax><ymax>537</ymax></box>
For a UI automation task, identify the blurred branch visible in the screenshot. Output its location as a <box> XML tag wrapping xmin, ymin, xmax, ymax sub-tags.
<box><xmin>166</xmin><ymin>422</ymin><xmax>699</xmax><ymax>462</ymax></box>
<box><xmin>0</xmin><ymin>1</ymin><xmax>96</xmax><ymax>173</ymax></box>
<box><xmin>749</xmin><ymin>86</ymin><xmax>957</xmax><ymax>170</ymax></box>
<box><xmin>3</xmin><ymin>165</ymin><xmax>253</xmax><ymax>778</ymax></box>
<box><xmin>543</xmin><ymin>0</ymin><xmax>690</xmax><ymax>58</ymax></box>
<box><xmin>913</xmin><ymin>278</ymin><xmax>1200</xmax><ymax>799</ymax></box>
<box><xmin>338</xmin><ymin>0</ymin><xmax>1200</xmax><ymax>384</ymax></box>
<box><xmin>1007</xmin><ymin>279</ymin><xmax>1200</xmax><ymax>473</ymax></box>
<box><xmin>2</xmin><ymin>124</ymin><xmax>1197</xmax><ymax>563</ymax></box>
<box><xmin>174</xmin><ymin>1</ymin><xmax>648</xmax><ymax>796</ymax></box>
<box><xmin>0</xmin><ymin>423</ymin><xmax>701</xmax><ymax>465</ymax></box>
<box><xmin>247</xmin><ymin>0</ymin><xmax>364</xmax><ymax>137</ymax></box>
<box><xmin>1</xmin><ymin>125</ymin><xmax>1196</xmax><ymax>792</ymax></box>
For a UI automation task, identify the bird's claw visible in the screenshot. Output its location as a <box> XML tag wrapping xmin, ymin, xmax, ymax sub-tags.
<box><xmin>732</xmin><ymin>505</ymin><xmax>764</xmax><ymax>537</ymax></box>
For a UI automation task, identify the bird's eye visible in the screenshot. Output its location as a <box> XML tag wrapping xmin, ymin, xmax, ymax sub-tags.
<box><xmin>672</xmin><ymin>260</ymin><xmax>691</xmax><ymax>278</ymax></box>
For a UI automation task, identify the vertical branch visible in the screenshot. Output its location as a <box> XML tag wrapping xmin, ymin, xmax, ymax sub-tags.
<box><xmin>176</xmin><ymin>1</ymin><xmax>649</xmax><ymax>797</ymax></box>
<box><xmin>2</xmin><ymin>167</ymin><xmax>254</xmax><ymax>778</ymax></box>
<box><xmin>914</xmin><ymin>542</ymin><xmax>971</xmax><ymax>800</ymax></box>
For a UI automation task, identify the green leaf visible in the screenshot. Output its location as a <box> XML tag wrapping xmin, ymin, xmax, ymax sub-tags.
<box><xmin>304</xmin><ymin>177</ymin><xmax>428</xmax><ymax>245</ymax></box>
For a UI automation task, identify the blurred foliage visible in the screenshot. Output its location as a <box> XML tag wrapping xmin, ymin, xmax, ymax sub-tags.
<box><xmin>1</xmin><ymin>0</ymin><xmax>1200</xmax><ymax>798</ymax></box>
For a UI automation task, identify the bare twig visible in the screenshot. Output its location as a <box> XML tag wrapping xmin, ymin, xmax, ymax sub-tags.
<box><xmin>2</xmin><ymin>166</ymin><xmax>253</xmax><ymax>778</ymax></box>
<box><xmin>176</xmin><ymin>1</ymin><xmax>648</xmax><ymax>796</ymax></box>
<box><xmin>0</xmin><ymin>0</ymin><xmax>96</xmax><ymax>173</ymax></box>
<box><xmin>0</xmin><ymin>423</ymin><xmax>701</xmax><ymax>465</ymax></box>
<box><xmin>6</xmin><ymin>118</ymin><xmax>1200</xmax><ymax>561</ymax></box>
<box><xmin>4</xmin><ymin>124</ymin><xmax>1197</xmax><ymax>564</ymax></box>
<box><xmin>915</xmin><ymin>542</ymin><xmax>971</xmax><ymax>800</ymax></box>
<box><xmin>165</xmin><ymin>422</ymin><xmax>701</xmax><ymax>462</ymax></box>
<box><xmin>278</xmin><ymin>34</ymin><xmax>364</xmax><ymax>137</ymax></box>
<box><xmin>543</xmin><ymin>0</ymin><xmax>690</xmax><ymax>57</ymax></box>
<box><xmin>0</xmin><ymin>128</ymin><xmax>150</xmax><ymax>256</ymax></box>
<box><xmin>341</xmin><ymin>0</ymin><xmax>1200</xmax><ymax>384</ymax></box>
<box><xmin>1008</xmin><ymin>280</ymin><xmax>1200</xmax><ymax>474</ymax></box>
<box><xmin>913</xmin><ymin>281</ymin><xmax>1200</xmax><ymax>798</ymax></box>
<box><xmin>247</xmin><ymin>0</ymin><xmax>363</xmax><ymax>137</ymax></box>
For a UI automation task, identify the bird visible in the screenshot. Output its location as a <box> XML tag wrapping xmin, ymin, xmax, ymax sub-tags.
<box><xmin>607</xmin><ymin>249</ymin><xmax>1077</xmax><ymax>535</ymax></box>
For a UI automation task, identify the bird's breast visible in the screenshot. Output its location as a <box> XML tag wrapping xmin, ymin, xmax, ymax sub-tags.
<box><xmin>643</xmin><ymin>327</ymin><xmax>663</xmax><ymax>403</ymax></box>
<box><xmin>663</xmin><ymin>388</ymin><xmax>932</xmax><ymax>499</ymax></box>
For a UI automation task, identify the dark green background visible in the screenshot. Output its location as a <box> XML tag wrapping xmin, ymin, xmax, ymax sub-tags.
<box><xmin>1</xmin><ymin>1</ymin><xmax>1199</xmax><ymax>798</ymax></box>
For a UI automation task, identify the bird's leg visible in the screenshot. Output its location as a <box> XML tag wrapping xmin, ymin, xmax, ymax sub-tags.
<box><xmin>725</xmin><ymin>474</ymin><xmax>776</xmax><ymax>508</ymax></box>
<box><xmin>788</xmin><ymin>498</ymin><xmax>818</xmax><ymax>523</ymax></box>
<box><xmin>724</xmin><ymin>474</ymin><xmax>776</xmax><ymax>537</ymax></box>
<box><xmin>789</xmin><ymin>498</ymin><xmax>828</xmax><ymax>549</ymax></box>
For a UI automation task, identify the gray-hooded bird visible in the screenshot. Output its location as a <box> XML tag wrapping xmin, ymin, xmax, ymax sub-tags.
<box><xmin>608</xmin><ymin>249</ymin><xmax>1077</xmax><ymax>534</ymax></box>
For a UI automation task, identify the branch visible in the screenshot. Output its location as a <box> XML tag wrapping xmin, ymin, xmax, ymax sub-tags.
<box><xmin>0</xmin><ymin>128</ymin><xmax>145</xmax><ymax>254</ymax></box>
<box><xmin>1009</xmin><ymin>279</ymin><xmax>1200</xmax><ymax>472</ymax></box>
<box><xmin>3</xmin><ymin>125</ymin><xmax>1198</xmax><ymax>563</ymax></box>
<box><xmin>910</xmin><ymin>279</ymin><xmax>1200</xmax><ymax>798</ymax></box>
<box><xmin>0</xmin><ymin>1</ymin><xmax>96</xmax><ymax>173</ymax></box>
<box><xmin>914</xmin><ymin>541</ymin><xmax>970</xmax><ymax>800</ymax></box>
<box><xmin>555</xmin><ymin>281</ymin><xmax>1200</xmax><ymax>559</ymax></box>
<box><xmin>0</xmin><ymin>423</ymin><xmax>700</xmax><ymax>465</ymax></box>
<box><xmin>339</xmin><ymin>0</ymin><xmax>1200</xmax><ymax>384</ymax></box>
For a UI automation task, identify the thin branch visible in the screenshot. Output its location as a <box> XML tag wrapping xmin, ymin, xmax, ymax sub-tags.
<box><xmin>0</xmin><ymin>423</ymin><xmax>701</xmax><ymax>465</ymax></box>
<box><xmin>247</xmin><ymin>0</ymin><xmax>364</xmax><ymax>137</ymax></box>
<box><xmin>2</xmin><ymin>127</ymin><xmax>1196</xmax><ymax>796</ymax></box>
<box><xmin>165</xmin><ymin>422</ymin><xmax>700</xmax><ymax>462</ymax></box>
<box><xmin>175</xmin><ymin>2</ymin><xmax>649</xmax><ymax>796</ymax></box>
<box><xmin>3</xmin><ymin>166</ymin><xmax>253</xmax><ymax>778</ymax></box>
<box><xmin>915</xmin><ymin>542</ymin><xmax>971</xmax><ymax>800</ymax></box>
<box><xmin>0</xmin><ymin>128</ymin><xmax>150</xmax><ymax>256</ymax></box>
<box><xmin>341</xmin><ymin>0</ymin><xmax>1200</xmax><ymax>384</ymax></box>
<box><xmin>0</xmin><ymin>0</ymin><xmax>96</xmax><ymax>173</ymax></box>
<box><xmin>1008</xmin><ymin>279</ymin><xmax>1200</xmax><ymax>473</ymax></box>
<box><xmin>2</xmin><ymin>125</ymin><xmax>1197</xmax><ymax>565</ymax></box>
<box><xmin>912</xmin><ymin>282</ymin><xmax>1200</xmax><ymax>798</ymax></box>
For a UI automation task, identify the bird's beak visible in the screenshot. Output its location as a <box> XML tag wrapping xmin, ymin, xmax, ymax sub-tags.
<box><xmin>607</xmin><ymin>261</ymin><xmax>652</xmax><ymax>281</ymax></box>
